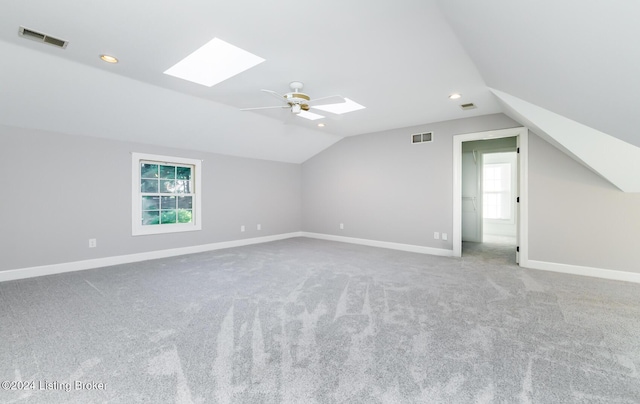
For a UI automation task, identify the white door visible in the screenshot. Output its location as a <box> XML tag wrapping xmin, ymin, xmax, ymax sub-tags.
<box><xmin>461</xmin><ymin>150</ymin><xmax>481</xmax><ymax>242</ymax></box>
<box><xmin>515</xmin><ymin>138</ymin><xmax>521</xmax><ymax>264</ymax></box>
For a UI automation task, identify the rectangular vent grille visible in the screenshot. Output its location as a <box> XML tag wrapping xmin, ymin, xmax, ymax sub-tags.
<box><xmin>460</xmin><ymin>103</ymin><xmax>477</xmax><ymax>110</ymax></box>
<box><xmin>19</xmin><ymin>26</ymin><xmax>68</xmax><ymax>49</ymax></box>
<box><xmin>411</xmin><ymin>132</ymin><xmax>433</xmax><ymax>144</ymax></box>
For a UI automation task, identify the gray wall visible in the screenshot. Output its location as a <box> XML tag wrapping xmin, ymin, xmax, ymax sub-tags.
<box><xmin>301</xmin><ymin>112</ymin><xmax>640</xmax><ymax>273</ymax></box>
<box><xmin>301</xmin><ymin>113</ymin><xmax>520</xmax><ymax>249</ymax></box>
<box><xmin>528</xmin><ymin>133</ymin><xmax>640</xmax><ymax>273</ymax></box>
<box><xmin>0</xmin><ymin>125</ymin><xmax>301</xmax><ymax>272</ymax></box>
<box><xmin>4</xmin><ymin>115</ymin><xmax>639</xmax><ymax>276</ymax></box>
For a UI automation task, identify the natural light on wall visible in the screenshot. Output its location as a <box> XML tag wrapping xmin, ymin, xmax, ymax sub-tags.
<box><xmin>163</xmin><ymin>38</ymin><xmax>265</xmax><ymax>87</ymax></box>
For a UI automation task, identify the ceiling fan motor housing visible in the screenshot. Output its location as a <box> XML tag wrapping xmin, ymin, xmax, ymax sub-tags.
<box><xmin>284</xmin><ymin>92</ymin><xmax>310</xmax><ymax>101</ymax></box>
<box><xmin>241</xmin><ymin>82</ymin><xmax>337</xmax><ymax>115</ymax></box>
<box><xmin>284</xmin><ymin>92</ymin><xmax>310</xmax><ymax>113</ymax></box>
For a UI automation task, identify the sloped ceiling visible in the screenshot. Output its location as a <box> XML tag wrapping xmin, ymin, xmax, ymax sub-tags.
<box><xmin>437</xmin><ymin>0</ymin><xmax>640</xmax><ymax>192</ymax></box>
<box><xmin>492</xmin><ymin>89</ymin><xmax>640</xmax><ymax>192</ymax></box>
<box><xmin>0</xmin><ymin>0</ymin><xmax>499</xmax><ymax>163</ymax></box>
<box><xmin>437</xmin><ymin>0</ymin><xmax>640</xmax><ymax>148</ymax></box>
<box><xmin>2</xmin><ymin>0</ymin><xmax>639</xmax><ymax>180</ymax></box>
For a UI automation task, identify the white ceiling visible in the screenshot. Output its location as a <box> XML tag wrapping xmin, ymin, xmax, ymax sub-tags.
<box><xmin>438</xmin><ymin>0</ymin><xmax>640</xmax><ymax>149</ymax></box>
<box><xmin>1</xmin><ymin>0</ymin><xmax>638</xmax><ymax>164</ymax></box>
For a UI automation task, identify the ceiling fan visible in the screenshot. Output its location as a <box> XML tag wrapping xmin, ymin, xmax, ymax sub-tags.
<box><xmin>240</xmin><ymin>81</ymin><xmax>345</xmax><ymax>115</ymax></box>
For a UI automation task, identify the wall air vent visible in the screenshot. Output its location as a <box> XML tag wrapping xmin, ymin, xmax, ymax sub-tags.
<box><xmin>460</xmin><ymin>103</ymin><xmax>477</xmax><ymax>111</ymax></box>
<box><xmin>19</xmin><ymin>26</ymin><xmax>68</xmax><ymax>49</ymax></box>
<box><xmin>411</xmin><ymin>132</ymin><xmax>433</xmax><ymax>144</ymax></box>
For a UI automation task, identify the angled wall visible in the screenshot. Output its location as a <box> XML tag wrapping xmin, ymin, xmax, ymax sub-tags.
<box><xmin>528</xmin><ymin>133</ymin><xmax>640</xmax><ymax>274</ymax></box>
<box><xmin>302</xmin><ymin>113</ymin><xmax>640</xmax><ymax>277</ymax></box>
<box><xmin>492</xmin><ymin>89</ymin><xmax>640</xmax><ymax>193</ymax></box>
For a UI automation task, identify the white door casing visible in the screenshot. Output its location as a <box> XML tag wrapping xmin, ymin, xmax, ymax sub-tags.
<box><xmin>453</xmin><ymin>127</ymin><xmax>529</xmax><ymax>265</ymax></box>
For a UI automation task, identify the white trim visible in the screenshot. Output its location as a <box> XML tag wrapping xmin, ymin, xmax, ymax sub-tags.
<box><xmin>0</xmin><ymin>232</ymin><xmax>302</xmax><ymax>283</ymax></box>
<box><xmin>453</xmin><ymin>127</ymin><xmax>529</xmax><ymax>266</ymax></box>
<box><xmin>526</xmin><ymin>260</ymin><xmax>640</xmax><ymax>284</ymax></box>
<box><xmin>132</xmin><ymin>152</ymin><xmax>203</xmax><ymax>236</ymax></box>
<box><xmin>6</xmin><ymin>232</ymin><xmax>639</xmax><ymax>286</ymax></box>
<box><xmin>301</xmin><ymin>232</ymin><xmax>454</xmax><ymax>257</ymax></box>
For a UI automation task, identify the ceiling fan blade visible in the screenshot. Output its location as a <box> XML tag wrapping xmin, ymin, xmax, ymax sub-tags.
<box><xmin>308</xmin><ymin>95</ymin><xmax>346</xmax><ymax>106</ymax></box>
<box><xmin>261</xmin><ymin>89</ymin><xmax>286</xmax><ymax>102</ymax></box>
<box><xmin>240</xmin><ymin>105</ymin><xmax>289</xmax><ymax>111</ymax></box>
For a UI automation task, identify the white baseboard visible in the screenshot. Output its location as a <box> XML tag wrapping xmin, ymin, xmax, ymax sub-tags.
<box><xmin>0</xmin><ymin>232</ymin><xmax>303</xmax><ymax>283</ymax></box>
<box><xmin>6</xmin><ymin>233</ymin><xmax>637</xmax><ymax>286</ymax></box>
<box><xmin>301</xmin><ymin>232</ymin><xmax>454</xmax><ymax>257</ymax></box>
<box><xmin>525</xmin><ymin>260</ymin><xmax>640</xmax><ymax>284</ymax></box>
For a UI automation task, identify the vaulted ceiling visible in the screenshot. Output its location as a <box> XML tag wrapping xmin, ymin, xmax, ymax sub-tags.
<box><xmin>2</xmin><ymin>1</ymin><xmax>639</xmax><ymax>183</ymax></box>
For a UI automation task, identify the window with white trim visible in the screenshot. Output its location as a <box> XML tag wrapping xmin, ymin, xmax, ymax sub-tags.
<box><xmin>483</xmin><ymin>162</ymin><xmax>512</xmax><ymax>220</ymax></box>
<box><xmin>481</xmin><ymin>151</ymin><xmax>518</xmax><ymax>224</ymax></box>
<box><xmin>132</xmin><ymin>153</ymin><xmax>201</xmax><ymax>236</ymax></box>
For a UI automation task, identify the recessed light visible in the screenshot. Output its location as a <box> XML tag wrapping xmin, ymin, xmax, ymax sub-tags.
<box><xmin>164</xmin><ymin>37</ymin><xmax>264</xmax><ymax>87</ymax></box>
<box><xmin>317</xmin><ymin>123</ymin><xmax>325</xmax><ymax>127</ymax></box>
<box><xmin>312</xmin><ymin>98</ymin><xmax>365</xmax><ymax>114</ymax></box>
<box><xmin>100</xmin><ymin>54</ymin><xmax>118</xmax><ymax>64</ymax></box>
<box><xmin>297</xmin><ymin>110</ymin><xmax>325</xmax><ymax>121</ymax></box>
<box><xmin>449</xmin><ymin>93</ymin><xmax>462</xmax><ymax>100</ymax></box>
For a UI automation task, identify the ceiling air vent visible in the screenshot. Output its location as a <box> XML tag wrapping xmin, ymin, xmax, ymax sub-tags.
<box><xmin>411</xmin><ymin>132</ymin><xmax>433</xmax><ymax>144</ymax></box>
<box><xmin>19</xmin><ymin>26</ymin><xmax>68</xmax><ymax>49</ymax></box>
<box><xmin>460</xmin><ymin>103</ymin><xmax>477</xmax><ymax>111</ymax></box>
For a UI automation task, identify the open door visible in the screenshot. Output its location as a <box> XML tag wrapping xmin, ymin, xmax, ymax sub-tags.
<box><xmin>453</xmin><ymin>127</ymin><xmax>528</xmax><ymax>264</ymax></box>
<box><xmin>515</xmin><ymin>137</ymin><xmax>521</xmax><ymax>264</ymax></box>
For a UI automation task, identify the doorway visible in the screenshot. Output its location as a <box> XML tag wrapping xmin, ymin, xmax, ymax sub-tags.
<box><xmin>482</xmin><ymin>151</ymin><xmax>517</xmax><ymax>246</ymax></box>
<box><xmin>453</xmin><ymin>127</ymin><xmax>529</xmax><ymax>265</ymax></box>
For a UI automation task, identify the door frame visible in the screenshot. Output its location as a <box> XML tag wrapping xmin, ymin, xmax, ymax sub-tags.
<box><xmin>480</xmin><ymin>146</ymin><xmax>519</xmax><ymax>243</ymax></box>
<box><xmin>452</xmin><ymin>127</ymin><xmax>529</xmax><ymax>265</ymax></box>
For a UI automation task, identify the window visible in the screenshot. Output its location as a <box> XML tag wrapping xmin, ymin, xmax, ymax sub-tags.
<box><xmin>132</xmin><ymin>153</ymin><xmax>201</xmax><ymax>235</ymax></box>
<box><xmin>483</xmin><ymin>162</ymin><xmax>512</xmax><ymax>220</ymax></box>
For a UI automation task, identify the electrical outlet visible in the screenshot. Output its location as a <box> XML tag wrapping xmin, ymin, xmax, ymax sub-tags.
<box><xmin>240</xmin><ymin>225</ymin><xmax>245</xmax><ymax>232</ymax></box>
<box><xmin>340</xmin><ymin>223</ymin><xmax>344</xmax><ymax>230</ymax></box>
<box><xmin>257</xmin><ymin>224</ymin><xmax>261</xmax><ymax>231</ymax></box>
<box><xmin>88</xmin><ymin>238</ymin><xmax>97</xmax><ymax>248</ymax></box>
<box><xmin>442</xmin><ymin>233</ymin><xmax>448</xmax><ymax>241</ymax></box>
<box><xmin>433</xmin><ymin>232</ymin><xmax>440</xmax><ymax>240</ymax></box>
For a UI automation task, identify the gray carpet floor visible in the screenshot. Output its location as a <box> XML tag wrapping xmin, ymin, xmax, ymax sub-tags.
<box><xmin>1</xmin><ymin>237</ymin><xmax>639</xmax><ymax>403</ymax></box>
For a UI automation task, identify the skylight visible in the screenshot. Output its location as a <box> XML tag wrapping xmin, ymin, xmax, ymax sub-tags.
<box><xmin>164</xmin><ymin>38</ymin><xmax>264</xmax><ymax>87</ymax></box>
<box><xmin>297</xmin><ymin>110</ymin><xmax>325</xmax><ymax>121</ymax></box>
<box><xmin>312</xmin><ymin>98</ymin><xmax>365</xmax><ymax>114</ymax></box>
